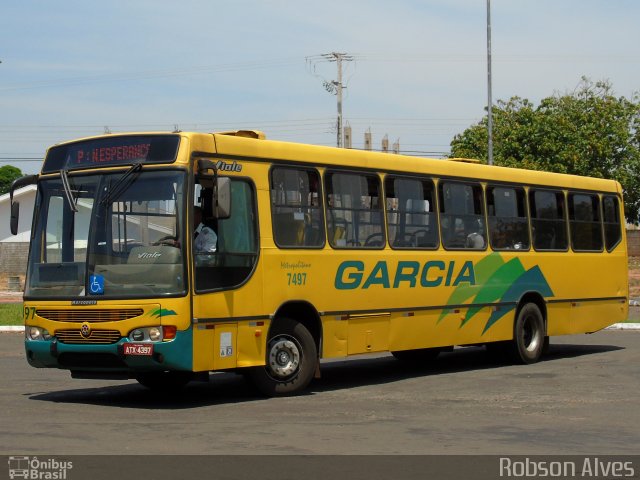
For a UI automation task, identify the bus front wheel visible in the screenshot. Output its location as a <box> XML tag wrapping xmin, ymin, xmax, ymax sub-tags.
<box><xmin>246</xmin><ymin>317</ymin><xmax>317</xmax><ymax>396</ymax></box>
<box><xmin>509</xmin><ymin>303</ymin><xmax>545</xmax><ymax>364</ymax></box>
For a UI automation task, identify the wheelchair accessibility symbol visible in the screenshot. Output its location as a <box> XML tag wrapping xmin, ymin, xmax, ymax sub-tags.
<box><xmin>89</xmin><ymin>275</ymin><xmax>104</xmax><ymax>295</ymax></box>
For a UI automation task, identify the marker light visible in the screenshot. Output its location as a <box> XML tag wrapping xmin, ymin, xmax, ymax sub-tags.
<box><xmin>162</xmin><ymin>326</ymin><xmax>177</xmax><ymax>340</ymax></box>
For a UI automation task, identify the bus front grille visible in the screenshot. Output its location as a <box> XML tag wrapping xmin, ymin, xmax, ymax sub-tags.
<box><xmin>37</xmin><ymin>309</ymin><xmax>144</xmax><ymax>323</ymax></box>
<box><xmin>56</xmin><ymin>329</ymin><xmax>122</xmax><ymax>344</ymax></box>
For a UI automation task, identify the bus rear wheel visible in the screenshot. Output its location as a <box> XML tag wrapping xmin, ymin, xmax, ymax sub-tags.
<box><xmin>509</xmin><ymin>303</ymin><xmax>545</xmax><ymax>364</ymax></box>
<box><xmin>246</xmin><ymin>317</ymin><xmax>317</xmax><ymax>397</ymax></box>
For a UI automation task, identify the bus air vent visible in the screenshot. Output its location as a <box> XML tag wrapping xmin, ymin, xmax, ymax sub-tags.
<box><xmin>36</xmin><ymin>309</ymin><xmax>144</xmax><ymax>323</ymax></box>
<box><xmin>56</xmin><ymin>329</ymin><xmax>122</xmax><ymax>344</ymax></box>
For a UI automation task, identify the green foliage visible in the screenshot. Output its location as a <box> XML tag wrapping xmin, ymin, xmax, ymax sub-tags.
<box><xmin>450</xmin><ymin>78</ymin><xmax>640</xmax><ymax>222</ymax></box>
<box><xmin>0</xmin><ymin>165</ymin><xmax>24</xmax><ymax>195</ymax></box>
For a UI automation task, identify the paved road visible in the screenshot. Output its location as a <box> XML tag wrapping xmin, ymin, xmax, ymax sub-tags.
<box><xmin>0</xmin><ymin>331</ymin><xmax>638</xmax><ymax>455</ymax></box>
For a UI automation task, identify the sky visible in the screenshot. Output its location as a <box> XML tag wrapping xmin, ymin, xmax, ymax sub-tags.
<box><xmin>1</xmin><ymin>0</ymin><xmax>639</xmax><ymax>174</ymax></box>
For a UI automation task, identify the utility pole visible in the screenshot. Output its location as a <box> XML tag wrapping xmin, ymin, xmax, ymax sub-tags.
<box><xmin>486</xmin><ymin>0</ymin><xmax>494</xmax><ymax>165</ymax></box>
<box><xmin>317</xmin><ymin>52</ymin><xmax>354</xmax><ymax>148</ymax></box>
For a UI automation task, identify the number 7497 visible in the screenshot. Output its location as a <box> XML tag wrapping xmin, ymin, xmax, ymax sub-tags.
<box><xmin>287</xmin><ymin>272</ymin><xmax>307</xmax><ymax>286</ymax></box>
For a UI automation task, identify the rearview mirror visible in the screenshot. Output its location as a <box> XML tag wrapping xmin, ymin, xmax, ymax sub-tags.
<box><xmin>9</xmin><ymin>174</ymin><xmax>38</xmax><ymax>235</ymax></box>
<box><xmin>10</xmin><ymin>202</ymin><xmax>19</xmax><ymax>236</ymax></box>
<box><xmin>215</xmin><ymin>177</ymin><xmax>231</xmax><ymax>219</ymax></box>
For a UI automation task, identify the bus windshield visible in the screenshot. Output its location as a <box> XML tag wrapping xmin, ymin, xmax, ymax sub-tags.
<box><xmin>26</xmin><ymin>170</ymin><xmax>187</xmax><ymax>298</ymax></box>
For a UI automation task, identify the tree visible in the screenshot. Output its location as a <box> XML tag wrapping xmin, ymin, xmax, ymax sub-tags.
<box><xmin>0</xmin><ymin>165</ymin><xmax>23</xmax><ymax>196</ymax></box>
<box><xmin>450</xmin><ymin>78</ymin><xmax>640</xmax><ymax>222</ymax></box>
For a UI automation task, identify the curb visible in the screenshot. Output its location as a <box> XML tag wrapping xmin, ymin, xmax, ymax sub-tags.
<box><xmin>605</xmin><ymin>323</ymin><xmax>640</xmax><ymax>330</ymax></box>
<box><xmin>2</xmin><ymin>324</ymin><xmax>640</xmax><ymax>333</ymax></box>
<box><xmin>0</xmin><ymin>326</ymin><xmax>25</xmax><ymax>333</ymax></box>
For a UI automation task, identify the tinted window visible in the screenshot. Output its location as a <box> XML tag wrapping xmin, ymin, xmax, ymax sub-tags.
<box><xmin>271</xmin><ymin>168</ymin><xmax>324</xmax><ymax>248</ymax></box>
<box><xmin>602</xmin><ymin>195</ymin><xmax>622</xmax><ymax>251</ymax></box>
<box><xmin>385</xmin><ymin>176</ymin><xmax>438</xmax><ymax>249</ymax></box>
<box><xmin>195</xmin><ymin>180</ymin><xmax>258</xmax><ymax>291</ymax></box>
<box><xmin>569</xmin><ymin>193</ymin><xmax>603</xmax><ymax>251</ymax></box>
<box><xmin>529</xmin><ymin>190</ymin><xmax>568</xmax><ymax>250</ymax></box>
<box><xmin>439</xmin><ymin>181</ymin><xmax>486</xmax><ymax>250</ymax></box>
<box><xmin>487</xmin><ymin>186</ymin><xmax>530</xmax><ymax>250</ymax></box>
<box><xmin>325</xmin><ymin>172</ymin><xmax>384</xmax><ymax>248</ymax></box>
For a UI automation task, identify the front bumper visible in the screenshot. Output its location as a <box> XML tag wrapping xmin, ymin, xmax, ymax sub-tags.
<box><xmin>25</xmin><ymin>328</ymin><xmax>193</xmax><ymax>374</ymax></box>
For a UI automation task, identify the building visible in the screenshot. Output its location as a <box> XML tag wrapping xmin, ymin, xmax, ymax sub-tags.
<box><xmin>0</xmin><ymin>185</ymin><xmax>36</xmax><ymax>289</ymax></box>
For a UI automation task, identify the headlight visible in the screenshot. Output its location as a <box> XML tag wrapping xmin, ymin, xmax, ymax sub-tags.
<box><xmin>148</xmin><ymin>327</ymin><xmax>162</xmax><ymax>342</ymax></box>
<box><xmin>27</xmin><ymin>327</ymin><xmax>51</xmax><ymax>341</ymax></box>
<box><xmin>131</xmin><ymin>329</ymin><xmax>144</xmax><ymax>341</ymax></box>
<box><xmin>127</xmin><ymin>326</ymin><xmax>164</xmax><ymax>342</ymax></box>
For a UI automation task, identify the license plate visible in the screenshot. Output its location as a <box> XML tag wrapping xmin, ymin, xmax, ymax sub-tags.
<box><xmin>123</xmin><ymin>343</ymin><xmax>154</xmax><ymax>356</ymax></box>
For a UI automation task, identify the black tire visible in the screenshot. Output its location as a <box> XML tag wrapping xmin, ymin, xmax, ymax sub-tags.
<box><xmin>246</xmin><ymin>317</ymin><xmax>318</xmax><ymax>397</ymax></box>
<box><xmin>135</xmin><ymin>371</ymin><xmax>192</xmax><ymax>392</ymax></box>
<box><xmin>509</xmin><ymin>303</ymin><xmax>546</xmax><ymax>364</ymax></box>
<box><xmin>391</xmin><ymin>348</ymin><xmax>440</xmax><ymax>364</ymax></box>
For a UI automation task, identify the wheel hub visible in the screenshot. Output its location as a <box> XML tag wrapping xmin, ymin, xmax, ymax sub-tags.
<box><xmin>268</xmin><ymin>337</ymin><xmax>301</xmax><ymax>378</ymax></box>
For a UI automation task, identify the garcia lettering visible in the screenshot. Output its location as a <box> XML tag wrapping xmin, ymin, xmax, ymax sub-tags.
<box><xmin>335</xmin><ymin>260</ymin><xmax>475</xmax><ymax>290</ymax></box>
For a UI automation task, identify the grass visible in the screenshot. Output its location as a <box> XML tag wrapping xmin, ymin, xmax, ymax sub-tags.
<box><xmin>0</xmin><ymin>303</ymin><xmax>23</xmax><ymax>326</ymax></box>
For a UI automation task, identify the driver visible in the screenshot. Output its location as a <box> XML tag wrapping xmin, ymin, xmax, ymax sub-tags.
<box><xmin>193</xmin><ymin>206</ymin><xmax>217</xmax><ymax>253</ymax></box>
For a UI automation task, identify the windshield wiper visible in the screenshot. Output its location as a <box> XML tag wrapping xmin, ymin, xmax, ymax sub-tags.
<box><xmin>60</xmin><ymin>169</ymin><xmax>78</xmax><ymax>212</ymax></box>
<box><xmin>101</xmin><ymin>163</ymin><xmax>143</xmax><ymax>205</ymax></box>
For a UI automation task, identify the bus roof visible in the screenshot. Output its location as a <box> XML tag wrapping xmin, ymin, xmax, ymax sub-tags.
<box><xmin>43</xmin><ymin>130</ymin><xmax>621</xmax><ymax>194</ymax></box>
<box><xmin>211</xmin><ymin>131</ymin><xmax>622</xmax><ymax>194</ymax></box>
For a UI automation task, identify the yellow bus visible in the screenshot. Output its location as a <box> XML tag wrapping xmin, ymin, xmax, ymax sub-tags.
<box><xmin>10</xmin><ymin>130</ymin><xmax>628</xmax><ymax>396</ymax></box>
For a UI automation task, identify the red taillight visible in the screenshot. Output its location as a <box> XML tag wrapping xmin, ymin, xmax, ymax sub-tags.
<box><xmin>162</xmin><ymin>325</ymin><xmax>177</xmax><ymax>340</ymax></box>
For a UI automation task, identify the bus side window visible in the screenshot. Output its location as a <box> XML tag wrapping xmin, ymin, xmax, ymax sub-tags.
<box><xmin>439</xmin><ymin>181</ymin><xmax>486</xmax><ymax>250</ymax></box>
<box><xmin>569</xmin><ymin>193</ymin><xmax>603</xmax><ymax>252</ymax></box>
<box><xmin>385</xmin><ymin>176</ymin><xmax>438</xmax><ymax>249</ymax></box>
<box><xmin>602</xmin><ymin>195</ymin><xmax>622</xmax><ymax>251</ymax></box>
<box><xmin>325</xmin><ymin>171</ymin><xmax>384</xmax><ymax>248</ymax></box>
<box><xmin>487</xmin><ymin>186</ymin><xmax>530</xmax><ymax>250</ymax></box>
<box><xmin>270</xmin><ymin>167</ymin><xmax>324</xmax><ymax>248</ymax></box>
<box><xmin>529</xmin><ymin>189</ymin><xmax>568</xmax><ymax>251</ymax></box>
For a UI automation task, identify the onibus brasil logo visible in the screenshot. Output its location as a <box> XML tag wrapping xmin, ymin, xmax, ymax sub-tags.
<box><xmin>8</xmin><ymin>456</ymin><xmax>73</xmax><ymax>479</ymax></box>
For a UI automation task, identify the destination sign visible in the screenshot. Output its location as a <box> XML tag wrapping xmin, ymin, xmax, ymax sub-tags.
<box><xmin>42</xmin><ymin>135</ymin><xmax>180</xmax><ymax>173</ymax></box>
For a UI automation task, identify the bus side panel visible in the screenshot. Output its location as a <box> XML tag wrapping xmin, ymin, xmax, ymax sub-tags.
<box><xmin>347</xmin><ymin>316</ymin><xmax>389</xmax><ymax>354</ymax></box>
<box><xmin>193</xmin><ymin>323</ymin><xmax>240</xmax><ymax>371</ymax></box>
<box><xmin>321</xmin><ymin>317</ymin><xmax>348</xmax><ymax>358</ymax></box>
<box><xmin>237</xmin><ymin>320</ymin><xmax>270</xmax><ymax>367</ymax></box>
<box><xmin>570</xmin><ymin>300</ymin><xmax>627</xmax><ymax>334</ymax></box>
<box><xmin>547</xmin><ymin>303</ymin><xmax>573</xmax><ymax>336</ymax></box>
<box><xmin>193</xmin><ymin>325</ymin><xmax>216</xmax><ymax>371</ymax></box>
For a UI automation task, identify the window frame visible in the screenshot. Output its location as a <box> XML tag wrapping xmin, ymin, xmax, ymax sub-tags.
<box><xmin>602</xmin><ymin>194</ymin><xmax>623</xmax><ymax>253</ymax></box>
<box><xmin>568</xmin><ymin>192</ymin><xmax>604</xmax><ymax>253</ymax></box>
<box><xmin>529</xmin><ymin>188</ymin><xmax>569</xmax><ymax>252</ymax></box>
<box><xmin>269</xmin><ymin>165</ymin><xmax>326</xmax><ymax>249</ymax></box>
<box><xmin>486</xmin><ymin>184</ymin><xmax>531</xmax><ymax>252</ymax></box>
<box><xmin>384</xmin><ymin>174</ymin><xmax>439</xmax><ymax>250</ymax></box>
<box><xmin>438</xmin><ymin>179</ymin><xmax>488</xmax><ymax>251</ymax></box>
<box><xmin>193</xmin><ymin>176</ymin><xmax>260</xmax><ymax>294</ymax></box>
<box><xmin>324</xmin><ymin>169</ymin><xmax>385</xmax><ymax>250</ymax></box>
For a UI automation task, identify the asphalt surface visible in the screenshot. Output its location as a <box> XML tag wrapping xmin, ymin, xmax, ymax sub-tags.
<box><xmin>0</xmin><ymin>331</ymin><xmax>638</xmax><ymax>455</ymax></box>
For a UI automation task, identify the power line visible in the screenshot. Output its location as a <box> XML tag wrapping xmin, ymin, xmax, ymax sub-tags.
<box><xmin>307</xmin><ymin>52</ymin><xmax>355</xmax><ymax>148</ymax></box>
